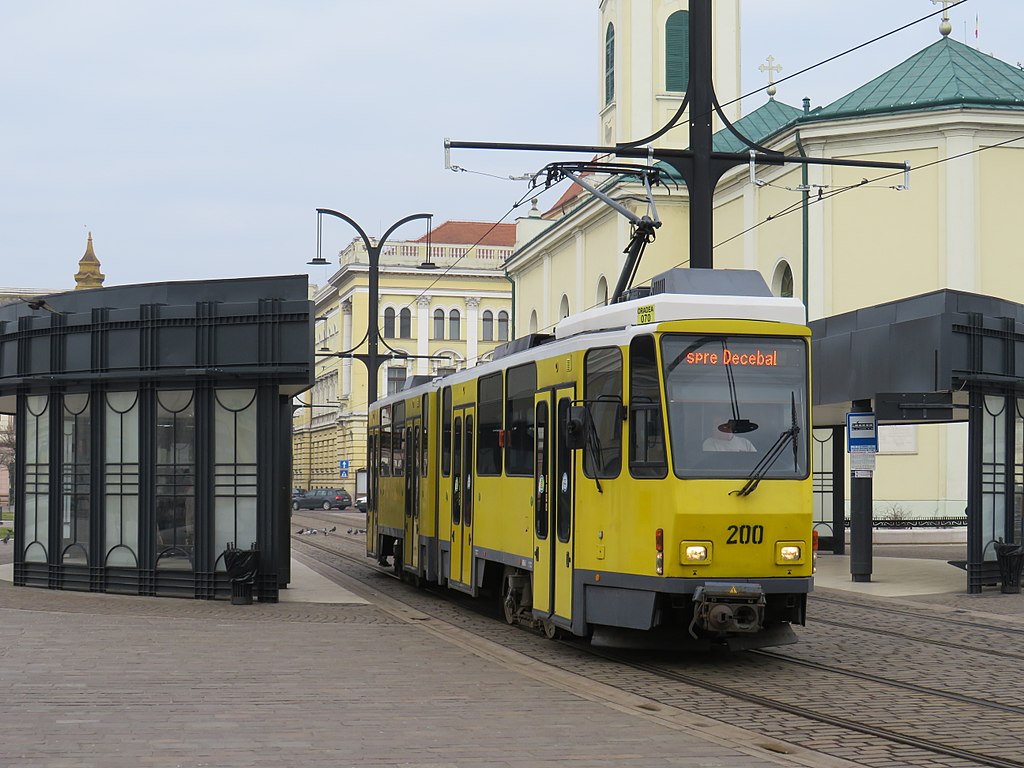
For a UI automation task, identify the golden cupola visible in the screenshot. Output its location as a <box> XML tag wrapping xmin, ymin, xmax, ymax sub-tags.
<box><xmin>74</xmin><ymin>232</ymin><xmax>106</xmax><ymax>290</ymax></box>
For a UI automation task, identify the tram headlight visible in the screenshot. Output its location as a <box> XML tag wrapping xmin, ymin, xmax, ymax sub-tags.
<box><xmin>775</xmin><ymin>542</ymin><xmax>805</xmax><ymax>564</ymax></box>
<box><xmin>681</xmin><ymin>542</ymin><xmax>711</xmax><ymax>564</ymax></box>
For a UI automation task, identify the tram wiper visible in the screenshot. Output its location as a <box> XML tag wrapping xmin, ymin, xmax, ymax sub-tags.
<box><xmin>730</xmin><ymin>393</ymin><xmax>800</xmax><ymax>497</ymax></box>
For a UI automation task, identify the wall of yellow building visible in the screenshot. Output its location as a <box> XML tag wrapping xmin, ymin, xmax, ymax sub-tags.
<box><xmin>295</xmin><ymin>259</ymin><xmax>511</xmax><ymax>497</ymax></box>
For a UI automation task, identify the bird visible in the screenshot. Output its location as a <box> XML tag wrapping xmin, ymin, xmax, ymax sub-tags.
<box><xmin>321</xmin><ymin>528</ymin><xmax>328</xmax><ymax>536</ymax></box>
<box><xmin>329</xmin><ymin>526</ymin><xmax>337</xmax><ymax>533</ymax></box>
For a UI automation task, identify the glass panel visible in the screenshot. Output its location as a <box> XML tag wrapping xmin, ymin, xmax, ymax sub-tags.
<box><xmin>629</xmin><ymin>336</ymin><xmax>667</xmax><ymax>479</ymax></box>
<box><xmin>482</xmin><ymin>311</ymin><xmax>493</xmax><ymax>342</ymax></box>
<box><xmin>105</xmin><ymin>392</ymin><xmax>140</xmax><ymax>568</ymax></box>
<box><xmin>380</xmin><ymin>405</ymin><xmax>392</xmax><ymax>477</ymax></box>
<box><xmin>421</xmin><ymin>394</ymin><xmax>429</xmax><ymax>478</ymax></box>
<box><xmin>497</xmin><ymin>311</ymin><xmax>509</xmax><ymax>342</ymax></box>
<box><xmin>477</xmin><ymin>373</ymin><xmax>502</xmax><ymax>476</ymax></box>
<box><xmin>214</xmin><ymin>390</ymin><xmax>258</xmax><ymax>568</ymax></box>
<box><xmin>464</xmin><ymin>415</ymin><xmax>473</xmax><ymax>527</ymax></box>
<box><xmin>535</xmin><ymin>401</ymin><xmax>548</xmax><ymax>539</ymax></box>
<box><xmin>1015</xmin><ymin>399</ymin><xmax>1024</xmax><ymax>545</ymax></box>
<box><xmin>62</xmin><ymin>394</ymin><xmax>91</xmax><ymax>565</ymax></box>
<box><xmin>400</xmin><ymin>308</ymin><xmax>411</xmax><ymax>339</ymax></box>
<box><xmin>584</xmin><ymin>348</ymin><xmax>622</xmax><ymax>479</ymax></box>
<box><xmin>981</xmin><ymin>395</ymin><xmax>1006</xmax><ymax>561</ymax></box>
<box><xmin>156</xmin><ymin>390</ymin><xmax>195</xmax><ymax>570</ymax></box>
<box><xmin>449</xmin><ymin>310</ymin><xmax>461</xmax><ymax>341</ymax></box>
<box><xmin>441</xmin><ymin>388</ymin><xmax>452</xmax><ymax>477</ymax></box>
<box><xmin>393</xmin><ymin>402</ymin><xmax>405</xmax><ymax>477</ymax></box>
<box><xmin>660</xmin><ymin>335</ymin><xmax>809</xmax><ymax>480</ymax></box>
<box><xmin>556</xmin><ymin>398</ymin><xmax>572</xmax><ymax>542</ymax></box>
<box><xmin>452</xmin><ymin>417</ymin><xmax>462</xmax><ymax>525</ymax></box>
<box><xmin>505</xmin><ymin>364</ymin><xmax>536</xmax><ymax>476</ymax></box>
<box><xmin>24</xmin><ymin>395</ymin><xmax>49</xmax><ymax>563</ymax></box>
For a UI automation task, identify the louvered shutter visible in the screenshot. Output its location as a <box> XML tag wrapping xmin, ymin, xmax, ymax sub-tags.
<box><xmin>666</xmin><ymin>11</ymin><xmax>689</xmax><ymax>92</ymax></box>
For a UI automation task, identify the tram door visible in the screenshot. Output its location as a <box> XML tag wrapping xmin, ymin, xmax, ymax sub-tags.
<box><xmin>532</xmin><ymin>387</ymin><xmax>576</xmax><ymax>623</ymax></box>
<box><xmin>450</xmin><ymin>407</ymin><xmax>475</xmax><ymax>587</ymax></box>
<box><xmin>403</xmin><ymin>420</ymin><xmax>419</xmax><ymax>572</ymax></box>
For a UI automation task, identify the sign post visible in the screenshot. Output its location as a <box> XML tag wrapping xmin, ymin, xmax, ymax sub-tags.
<box><xmin>847</xmin><ymin>404</ymin><xmax>876</xmax><ymax>582</ymax></box>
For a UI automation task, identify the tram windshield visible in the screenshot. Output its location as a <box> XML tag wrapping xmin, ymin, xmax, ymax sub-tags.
<box><xmin>660</xmin><ymin>334</ymin><xmax>809</xmax><ymax>480</ymax></box>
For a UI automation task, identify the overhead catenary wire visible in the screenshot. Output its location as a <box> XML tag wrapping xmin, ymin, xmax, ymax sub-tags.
<box><xmin>678</xmin><ymin>0</ymin><xmax>972</xmax><ymax>133</ymax></box>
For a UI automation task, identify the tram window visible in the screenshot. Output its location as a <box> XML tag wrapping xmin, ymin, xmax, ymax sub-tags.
<box><xmin>421</xmin><ymin>394</ymin><xmax>429</xmax><ymax>478</ymax></box>
<box><xmin>441</xmin><ymin>387</ymin><xmax>452</xmax><ymax>477</ymax></box>
<box><xmin>380</xmin><ymin>405</ymin><xmax>392</xmax><ymax>477</ymax></box>
<box><xmin>393</xmin><ymin>401</ymin><xmax>406</xmax><ymax>476</ymax></box>
<box><xmin>534</xmin><ymin>401</ymin><xmax>549</xmax><ymax>539</ymax></box>
<box><xmin>556</xmin><ymin>398</ymin><xmax>572</xmax><ymax>542</ymax></box>
<box><xmin>464</xmin><ymin>414</ymin><xmax>474</xmax><ymax>526</ymax></box>
<box><xmin>369</xmin><ymin>431</ymin><xmax>377</xmax><ymax>497</ymax></box>
<box><xmin>629</xmin><ymin>335</ymin><xmax>668</xmax><ymax>478</ymax></box>
<box><xmin>584</xmin><ymin>347</ymin><xmax>622</xmax><ymax>479</ymax></box>
<box><xmin>452</xmin><ymin>416</ymin><xmax>462</xmax><ymax>525</ymax></box>
<box><xmin>506</xmin><ymin>363</ymin><xmax>536</xmax><ymax>476</ymax></box>
<box><xmin>477</xmin><ymin>373</ymin><xmax>503</xmax><ymax>476</ymax></box>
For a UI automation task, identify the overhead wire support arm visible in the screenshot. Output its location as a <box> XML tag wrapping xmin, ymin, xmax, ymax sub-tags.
<box><xmin>447</xmin><ymin>0</ymin><xmax>913</xmax><ymax>269</ymax></box>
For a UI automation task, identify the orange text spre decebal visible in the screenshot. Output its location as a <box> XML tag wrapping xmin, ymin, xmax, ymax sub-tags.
<box><xmin>684</xmin><ymin>349</ymin><xmax>779</xmax><ymax>366</ymax></box>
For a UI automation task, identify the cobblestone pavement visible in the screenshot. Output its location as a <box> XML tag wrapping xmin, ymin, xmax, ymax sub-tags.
<box><xmin>0</xmin><ymin>561</ymin><xmax>837</xmax><ymax>768</ymax></box>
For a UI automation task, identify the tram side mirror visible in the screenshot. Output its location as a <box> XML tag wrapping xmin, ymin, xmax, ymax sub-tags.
<box><xmin>565</xmin><ymin>405</ymin><xmax>588</xmax><ymax>450</ymax></box>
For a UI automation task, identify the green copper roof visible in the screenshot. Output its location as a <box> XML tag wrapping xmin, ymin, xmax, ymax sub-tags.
<box><xmin>712</xmin><ymin>98</ymin><xmax>805</xmax><ymax>153</ymax></box>
<box><xmin>811</xmin><ymin>37</ymin><xmax>1024</xmax><ymax>120</ymax></box>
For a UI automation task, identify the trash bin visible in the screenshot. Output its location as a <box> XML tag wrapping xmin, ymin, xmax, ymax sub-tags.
<box><xmin>224</xmin><ymin>545</ymin><xmax>259</xmax><ymax>605</ymax></box>
<box><xmin>994</xmin><ymin>542</ymin><xmax>1024</xmax><ymax>595</ymax></box>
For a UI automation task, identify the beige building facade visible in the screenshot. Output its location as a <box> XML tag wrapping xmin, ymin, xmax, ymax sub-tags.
<box><xmin>292</xmin><ymin>221</ymin><xmax>514</xmax><ymax>496</ymax></box>
<box><xmin>507</xmin><ymin>5</ymin><xmax>1024</xmax><ymax>520</ymax></box>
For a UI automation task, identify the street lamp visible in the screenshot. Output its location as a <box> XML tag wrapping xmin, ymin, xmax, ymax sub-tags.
<box><xmin>309</xmin><ymin>208</ymin><xmax>432</xmax><ymax>406</ymax></box>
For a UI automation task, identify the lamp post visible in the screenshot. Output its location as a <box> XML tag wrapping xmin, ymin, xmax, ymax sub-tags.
<box><xmin>309</xmin><ymin>209</ymin><xmax>432</xmax><ymax>405</ymax></box>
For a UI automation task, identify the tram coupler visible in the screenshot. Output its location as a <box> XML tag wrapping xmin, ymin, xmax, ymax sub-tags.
<box><xmin>690</xmin><ymin>582</ymin><xmax>766</xmax><ymax>638</ymax></box>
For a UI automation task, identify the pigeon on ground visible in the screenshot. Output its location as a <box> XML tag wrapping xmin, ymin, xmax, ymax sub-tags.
<box><xmin>329</xmin><ymin>526</ymin><xmax>337</xmax><ymax>533</ymax></box>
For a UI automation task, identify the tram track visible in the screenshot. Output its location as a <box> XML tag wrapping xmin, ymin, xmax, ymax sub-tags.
<box><xmin>595</xmin><ymin>648</ymin><xmax>1024</xmax><ymax>768</ymax></box>
<box><xmin>290</xmin><ymin>526</ymin><xmax>1024</xmax><ymax>768</ymax></box>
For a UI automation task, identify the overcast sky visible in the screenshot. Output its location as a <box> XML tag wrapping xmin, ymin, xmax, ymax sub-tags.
<box><xmin>2</xmin><ymin>1</ymin><xmax>1019</xmax><ymax>291</ymax></box>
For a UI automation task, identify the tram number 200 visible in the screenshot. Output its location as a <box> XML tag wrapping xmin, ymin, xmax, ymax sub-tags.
<box><xmin>726</xmin><ymin>524</ymin><xmax>764</xmax><ymax>545</ymax></box>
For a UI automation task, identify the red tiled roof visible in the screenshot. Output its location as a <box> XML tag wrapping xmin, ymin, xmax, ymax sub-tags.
<box><xmin>415</xmin><ymin>221</ymin><xmax>516</xmax><ymax>247</ymax></box>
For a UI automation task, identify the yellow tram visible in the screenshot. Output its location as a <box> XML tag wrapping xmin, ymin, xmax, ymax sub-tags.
<box><xmin>367</xmin><ymin>269</ymin><xmax>814</xmax><ymax>650</ymax></box>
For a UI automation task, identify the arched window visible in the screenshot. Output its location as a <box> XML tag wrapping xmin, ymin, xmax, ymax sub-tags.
<box><xmin>497</xmin><ymin>311</ymin><xmax>509</xmax><ymax>341</ymax></box>
<box><xmin>596</xmin><ymin>276</ymin><xmax>609</xmax><ymax>307</ymax></box>
<box><xmin>383</xmin><ymin>307</ymin><xmax>396</xmax><ymax>339</ymax></box>
<box><xmin>433</xmin><ymin>309</ymin><xmax>445</xmax><ymax>340</ymax></box>
<box><xmin>449</xmin><ymin>309</ymin><xmax>461</xmax><ymax>341</ymax></box>
<box><xmin>559</xmin><ymin>295</ymin><xmax>570</xmax><ymax>319</ymax></box>
<box><xmin>666</xmin><ymin>11</ymin><xmax>690</xmax><ymax>92</ymax></box>
<box><xmin>529</xmin><ymin>310</ymin><xmax>538</xmax><ymax>334</ymax></box>
<box><xmin>772</xmin><ymin>260</ymin><xmax>795</xmax><ymax>299</ymax></box>
<box><xmin>605</xmin><ymin>23</ymin><xmax>615</xmax><ymax>105</ymax></box>
<box><xmin>399</xmin><ymin>308</ymin><xmax>411</xmax><ymax>338</ymax></box>
<box><xmin>482</xmin><ymin>310</ymin><xmax>494</xmax><ymax>341</ymax></box>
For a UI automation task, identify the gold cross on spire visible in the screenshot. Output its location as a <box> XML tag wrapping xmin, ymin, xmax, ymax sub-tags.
<box><xmin>931</xmin><ymin>0</ymin><xmax>953</xmax><ymax>36</ymax></box>
<box><xmin>758</xmin><ymin>55</ymin><xmax>782</xmax><ymax>98</ymax></box>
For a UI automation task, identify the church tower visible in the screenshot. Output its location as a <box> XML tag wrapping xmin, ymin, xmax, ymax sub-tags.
<box><xmin>74</xmin><ymin>232</ymin><xmax>106</xmax><ymax>290</ymax></box>
<box><xmin>598</xmin><ymin>0</ymin><xmax>741</xmax><ymax>148</ymax></box>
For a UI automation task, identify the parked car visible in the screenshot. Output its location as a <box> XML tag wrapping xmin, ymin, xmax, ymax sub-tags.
<box><xmin>355</xmin><ymin>495</ymin><xmax>367</xmax><ymax>513</ymax></box>
<box><xmin>293</xmin><ymin>488</ymin><xmax>351</xmax><ymax>511</ymax></box>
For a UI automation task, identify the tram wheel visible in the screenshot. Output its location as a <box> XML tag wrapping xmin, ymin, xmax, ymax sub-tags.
<box><xmin>392</xmin><ymin>542</ymin><xmax>403</xmax><ymax>578</ymax></box>
<box><xmin>541</xmin><ymin>618</ymin><xmax>559</xmax><ymax>640</ymax></box>
<box><xmin>501</xmin><ymin>570</ymin><xmax>517</xmax><ymax>625</ymax></box>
